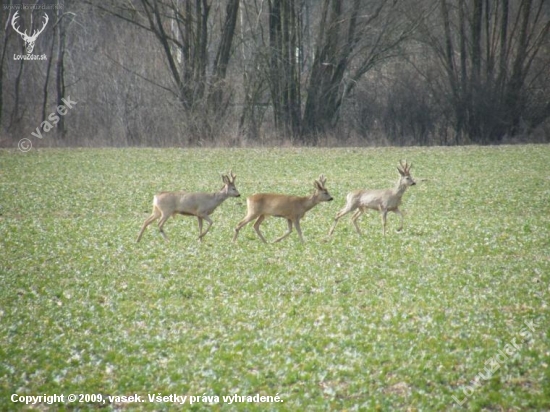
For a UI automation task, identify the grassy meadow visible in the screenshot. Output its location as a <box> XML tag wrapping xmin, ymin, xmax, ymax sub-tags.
<box><xmin>1</xmin><ymin>145</ymin><xmax>549</xmax><ymax>411</ymax></box>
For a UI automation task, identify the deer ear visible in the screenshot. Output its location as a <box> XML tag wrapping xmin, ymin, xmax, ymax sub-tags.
<box><xmin>397</xmin><ymin>167</ymin><xmax>404</xmax><ymax>176</ymax></box>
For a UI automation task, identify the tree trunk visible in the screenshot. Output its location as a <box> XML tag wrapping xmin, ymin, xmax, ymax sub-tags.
<box><xmin>0</xmin><ymin>7</ymin><xmax>11</xmax><ymax>128</ymax></box>
<box><xmin>267</xmin><ymin>0</ymin><xmax>301</xmax><ymax>138</ymax></box>
<box><xmin>302</xmin><ymin>0</ymin><xmax>343</xmax><ymax>139</ymax></box>
<box><xmin>208</xmin><ymin>0</ymin><xmax>240</xmax><ymax>115</ymax></box>
<box><xmin>503</xmin><ymin>0</ymin><xmax>531</xmax><ymax>137</ymax></box>
<box><xmin>469</xmin><ymin>0</ymin><xmax>483</xmax><ymax>141</ymax></box>
<box><xmin>56</xmin><ymin>4</ymin><xmax>67</xmax><ymax>138</ymax></box>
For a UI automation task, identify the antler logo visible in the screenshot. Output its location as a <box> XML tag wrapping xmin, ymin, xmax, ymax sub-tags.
<box><xmin>11</xmin><ymin>11</ymin><xmax>49</xmax><ymax>55</ymax></box>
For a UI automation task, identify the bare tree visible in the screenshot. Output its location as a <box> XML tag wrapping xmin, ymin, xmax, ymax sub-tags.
<box><xmin>420</xmin><ymin>0</ymin><xmax>550</xmax><ymax>143</ymax></box>
<box><xmin>239</xmin><ymin>0</ymin><xmax>415</xmax><ymax>142</ymax></box>
<box><xmin>208</xmin><ymin>0</ymin><xmax>240</xmax><ymax>115</ymax></box>
<box><xmin>95</xmin><ymin>0</ymin><xmax>240</xmax><ymax>140</ymax></box>
<box><xmin>301</xmin><ymin>0</ymin><xmax>415</xmax><ymax>141</ymax></box>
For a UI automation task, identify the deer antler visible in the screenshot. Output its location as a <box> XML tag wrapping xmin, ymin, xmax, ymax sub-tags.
<box><xmin>221</xmin><ymin>170</ymin><xmax>236</xmax><ymax>184</ymax></box>
<box><xmin>399</xmin><ymin>160</ymin><xmax>411</xmax><ymax>175</ymax></box>
<box><xmin>11</xmin><ymin>11</ymin><xmax>27</xmax><ymax>38</ymax></box>
<box><xmin>11</xmin><ymin>11</ymin><xmax>49</xmax><ymax>41</ymax></box>
<box><xmin>317</xmin><ymin>174</ymin><xmax>327</xmax><ymax>188</ymax></box>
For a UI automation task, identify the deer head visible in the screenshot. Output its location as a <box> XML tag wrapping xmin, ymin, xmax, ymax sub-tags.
<box><xmin>221</xmin><ymin>170</ymin><xmax>240</xmax><ymax>197</ymax></box>
<box><xmin>313</xmin><ymin>174</ymin><xmax>333</xmax><ymax>202</ymax></box>
<box><xmin>12</xmin><ymin>11</ymin><xmax>49</xmax><ymax>54</ymax></box>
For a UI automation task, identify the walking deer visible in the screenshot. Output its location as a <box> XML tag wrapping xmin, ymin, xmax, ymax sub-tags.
<box><xmin>233</xmin><ymin>174</ymin><xmax>333</xmax><ymax>243</ymax></box>
<box><xmin>328</xmin><ymin>161</ymin><xmax>416</xmax><ymax>236</ymax></box>
<box><xmin>136</xmin><ymin>171</ymin><xmax>240</xmax><ymax>243</ymax></box>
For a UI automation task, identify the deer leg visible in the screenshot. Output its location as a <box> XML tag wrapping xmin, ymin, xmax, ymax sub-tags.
<box><xmin>196</xmin><ymin>217</ymin><xmax>204</xmax><ymax>240</ymax></box>
<box><xmin>136</xmin><ymin>209</ymin><xmax>161</xmax><ymax>242</ymax></box>
<box><xmin>381</xmin><ymin>209</ymin><xmax>388</xmax><ymax>236</ymax></box>
<box><xmin>350</xmin><ymin>208</ymin><xmax>364</xmax><ymax>235</ymax></box>
<box><xmin>198</xmin><ymin>216</ymin><xmax>213</xmax><ymax>241</ymax></box>
<box><xmin>294</xmin><ymin>219</ymin><xmax>305</xmax><ymax>243</ymax></box>
<box><xmin>157</xmin><ymin>213</ymin><xmax>171</xmax><ymax>240</ymax></box>
<box><xmin>395</xmin><ymin>209</ymin><xmax>404</xmax><ymax>232</ymax></box>
<box><xmin>233</xmin><ymin>213</ymin><xmax>258</xmax><ymax>242</ymax></box>
<box><xmin>274</xmin><ymin>219</ymin><xmax>293</xmax><ymax>243</ymax></box>
<box><xmin>328</xmin><ymin>203</ymin><xmax>357</xmax><ymax>236</ymax></box>
<box><xmin>253</xmin><ymin>215</ymin><xmax>268</xmax><ymax>243</ymax></box>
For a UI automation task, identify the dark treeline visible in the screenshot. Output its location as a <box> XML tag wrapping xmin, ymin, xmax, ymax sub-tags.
<box><xmin>1</xmin><ymin>0</ymin><xmax>549</xmax><ymax>147</ymax></box>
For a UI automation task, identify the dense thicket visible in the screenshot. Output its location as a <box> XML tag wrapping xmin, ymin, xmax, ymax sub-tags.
<box><xmin>1</xmin><ymin>0</ymin><xmax>549</xmax><ymax>147</ymax></box>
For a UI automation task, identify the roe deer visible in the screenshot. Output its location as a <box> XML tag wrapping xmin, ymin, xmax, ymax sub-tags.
<box><xmin>328</xmin><ymin>161</ymin><xmax>416</xmax><ymax>236</ymax></box>
<box><xmin>136</xmin><ymin>171</ymin><xmax>240</xmax><ymax>243</ymax></box>
<box><xmin>233</xmin><ymin>174</ymin><xmax>333</xmax><ymax>243</ymax></box>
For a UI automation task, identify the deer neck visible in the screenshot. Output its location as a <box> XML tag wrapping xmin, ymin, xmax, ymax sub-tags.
<box><xmin>394</xmin><ymin>178</ymin><xmax>409</xmax><ymax>198</ymax></box>
<box><xmin>213</xmin><ymin>188</ymin><xmax>229</xmax><ymax>204</ymax></box>
<box><xmin>302</xmin><ymin>193</ymin><xmax>319</xmax><ymax>212</ymax></box>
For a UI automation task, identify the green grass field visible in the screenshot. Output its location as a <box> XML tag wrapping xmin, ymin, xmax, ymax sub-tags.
<box><xmin>1</xmin><ymin>146</ymin><xmax>549</xmax><ymax>411</ymax></box>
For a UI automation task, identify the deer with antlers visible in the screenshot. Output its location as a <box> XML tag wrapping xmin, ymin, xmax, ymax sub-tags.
<box><xmin>11</xmin><ymin>11</ymin><xmax>49</xmax><ymax>54</ymax></box>
<box><xmin>328</xmin><ymin>161</ymin><xmax>416</xmax><ymax>236</ymax></box>
<box><xmin>137</xmin><ymin>171</ymin><xmax>240</xmax><ymax>243</ymax></box>
<box><xmin>233</xmin><ymin>174</ymin><xmax>333</xmax><ymax>243</ymax></box>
